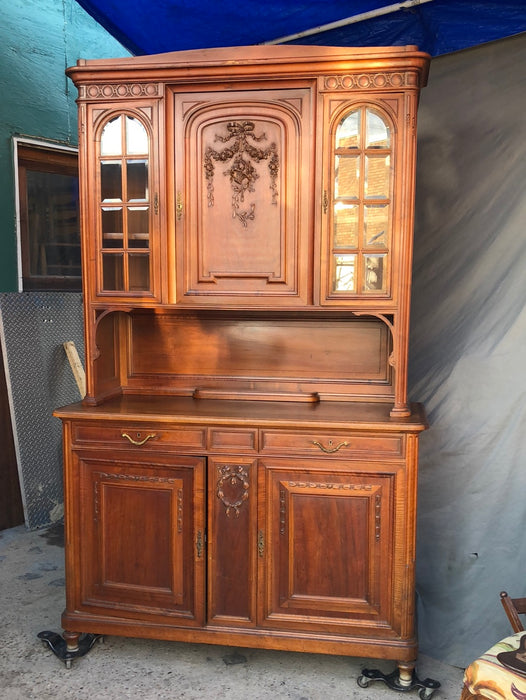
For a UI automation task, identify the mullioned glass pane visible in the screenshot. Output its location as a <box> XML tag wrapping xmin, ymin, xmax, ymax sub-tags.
<box><xmin>101</xmin><ymin>162</ymin><xmax>122</xmax><ymax>202</ymax></box>
<box><xmin>365</xmin><ymin>110</ymin><xmax>390</xmax><ymax>149</ymax></box>
<box><xmin>125</xmin><ymin>116</ymin><xmax>148</xmax><ymax>155</ymax></box>
<box><xmin>129</xmin><ymin>254</ymin><xmax>150</xmax><ymax>291</ymax></box>
<box><xmin>127</xmin><ymin>161</ymin><xmax>148</xmax><ymax>201</ymax></box>
<box><xmin>365</xmin><ymin>205</ymin><xmax>389</xmax><ymax>247</ymax></box>
<box><xmin>363</xmin><ymin>254</ymin><xmax>386</xmax><ymax>293</ymax></box>
<box><xmin>364</xmin><ymin>156</ymin><xmax>390</xmax><ymax>199</ymax></box>
<box><xmin>128</xmin><ymin>207</ymin><xmax>149</xmax><ymax>248</ymax></box>
<box><xmin>333</xmin><ymin>204</ymin><xmax>359</xmax><ymax>248</ymax></box>
<box><xmin>334</xmin><ymin>156</ymin><xmax>360</xmax><ymax>199</ymax></box>
<box><xmin>100</xmin><ymin>116</ymin><xmax>123</xmax><ymax>156</ymax></box>
<box><xmin>335</xmin><ymin>111</ymin><xmax>360</xmax><ymax>149</ymax></box>
<box><xmin>102</xmin><ymin>253</ymin><xmax>124</xmax><ymax>290</ymax></box>
<box><xmin>333</xmin><ymin>254</ymin><xmax>356</xmax><ymax>292</ymax></box>
<box><xmin>102</xmin><ymin>207</ymin><xmax>123</xmax><ymax>248</ymax></box>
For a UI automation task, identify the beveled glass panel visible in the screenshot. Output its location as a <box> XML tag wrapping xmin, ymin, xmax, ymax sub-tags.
<box><xmin>101</xmin><ymin>161</ymin><xmax>122</xmax><ymax>202</ymax></box>
<box><xmin>125</xmin><ymin>116</ymin><xmax>148</xmax><ymax>155</ymax></box>
<box><xmin>334</xmin><ymin>156</ymin><xmax>360</xmax><ymax>199</ymax></box>
<box><xmin>365</xmin><ymin>205</ymin><xmax>389</xmax><ymax>247</ymax></box>
<box><xmin>333</xmin><ymin>254</ymin><xmax>356</xmax><ymax>293</ymax></box>
<box><xmin>128</xmin><ymin>207</ymin><xmax>149</xmax><ymax>248</ymax></box>
<box><xmin>363</xmin><ymin>254</ymin><xmax>387</xmax><ymax>293</ymax></box>
<box><xmin>365</xmin><ymin>110</ymin><xmax>390</xmax><ymax>149</ymax></box>
<box><xmin>102</xmin><ymin>207</ymin><xmax>123</xmax><ymax>248</ymax></box>
<box><xmin>364</xmin><ymin>156</ymin><xmax>390</xmax><ymax>199</ymax></box>
<box><xmin>100</xmin><ymin>117</ymin><xmax>123</xmax><ymax>156</ymax></box>
<box><xmin>333</xmin><ymin>204</ymin><xmax>359</xmax><ymax>248</ymax></box>
<box><xmin>129</xmin><ymin>254</ymin><xmax>150</xmax><ymax>291</ymax></box>
<box><xmin>335</xmin><ymin>111</ymin><xmax>360</xmax><ymax>149</ymax></box>
<box><xmin>102</xmin><ymin>253</ymin><xmax>124</xmax><ymax>290</ymax></box>
<box><xmin>127</xmin><ymin>160</ymin><xmax>148</xmax><ymax>201</ymax></box>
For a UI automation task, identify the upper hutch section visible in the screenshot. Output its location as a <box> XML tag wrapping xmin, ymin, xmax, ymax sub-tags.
<box><xmin>67</xmin><ymin>45</ymin><xmax>429</xmax><ymax>412</ymax></box>
<box><xmin>68</xmin><ymin>45</ymin><xmax>428</xmax><ymax>309</ymax></box>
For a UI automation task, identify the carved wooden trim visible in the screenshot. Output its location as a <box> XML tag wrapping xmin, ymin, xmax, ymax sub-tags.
<box><xmin>323</xmin><ymin>72</ymin><xmax>417</xmax><ymax>91</ymax></box>
<box><xmin>204</xmin><ymin>120</ymin><xmax>279</xmax><ymax>227</ymax></box>
<box><xmin>375</xmin><ymin>494</ymin><xmax>382</xmax><ymax>541</ymax></box>
<box><xmin>216</xmin><ymin>464</ymin><xmax>250</xmax><ymax>517</ymax></box>
<box><xmin>79</xmin><ymin>83</ymin><xmax>160</xmax><ymax>100</ymax></box>
<box><xmin>177</xmin><ymin>488</ymin><xmax>183</xmax><ymax>533</ymax></box>
<box><xmin>286</xmin><ymin>481</ymin><xmax>373</xmax><ymax>490</ymax></box>
<box><xmin>279</xmin><ymin>488</ymin><xmax>286</xmax><ymax>535</ymax></box>
<box><xmin>95</xmin><ymin>471</ymin><xmax>177</xmax><ymax>484</ymax></box>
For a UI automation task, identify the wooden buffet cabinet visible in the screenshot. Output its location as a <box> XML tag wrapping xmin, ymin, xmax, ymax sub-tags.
<box><xmin>46</xmin><ymin>44</ymin><xmax>437</xmax><ymax>695</ymax></box>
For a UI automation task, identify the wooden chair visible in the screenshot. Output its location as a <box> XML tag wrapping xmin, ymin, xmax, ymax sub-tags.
<box><xmin>460</xmin><ymin>592</ymin><xmax>526</xmax><ymax>699</ymax></box>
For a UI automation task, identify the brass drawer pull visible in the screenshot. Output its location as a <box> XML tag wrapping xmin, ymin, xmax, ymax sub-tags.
<box><xmin>312</xmin><ymin>439</ymin><xmax>349</xmax><ymax>454</ymax></box>
<box><xmin>121</xmin><ymin>432</ymin><xmax>156</xmax><ymax>446</ymax></box>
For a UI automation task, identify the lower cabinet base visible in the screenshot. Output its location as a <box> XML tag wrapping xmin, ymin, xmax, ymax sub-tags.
<box><xmin>57</xmin><ymin>609</ymin><xmax>417</xmax><ymax>660</ymax></box>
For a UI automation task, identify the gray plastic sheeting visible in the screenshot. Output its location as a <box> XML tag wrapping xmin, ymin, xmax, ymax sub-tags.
<box><xmin>0</xmin><ymin>292</ymin><xmax>84</xmax><ymax>530</ymax></box>
<box><xmin>409</xmin><ymin>33</ymin><xmax>526</xmax><ymax>667</ymax></box>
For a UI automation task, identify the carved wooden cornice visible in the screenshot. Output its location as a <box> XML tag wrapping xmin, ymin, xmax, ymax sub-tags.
<box><xmin>78</xmin><ymin>83</ymin><xmax>160</xmax><ymax>100</ymax></box>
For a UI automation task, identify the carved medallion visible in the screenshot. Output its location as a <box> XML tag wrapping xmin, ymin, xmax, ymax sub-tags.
<box><xmin>204</xmin><ymin>121</ymin><xmax>279</xmax><ymax>227</ymax></box>
<box><xmin>216</xmin><ymin>464</ymin><xmax>249</xmax><ymax>517</ymax></box>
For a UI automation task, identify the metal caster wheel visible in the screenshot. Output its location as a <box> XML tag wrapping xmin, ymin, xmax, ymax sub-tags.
<box><xmin>357</xmin><ymin>667</ymin><xmax>440</xmax><ymax>698</ymax></box>
<box><xmin>357</xmin><ymin>674</ymin><xmax>370</xmax><ymax>688</ymax></box>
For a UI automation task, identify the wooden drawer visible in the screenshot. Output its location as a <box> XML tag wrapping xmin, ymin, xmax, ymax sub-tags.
<box><xmin>208</xmin><ymin>428</ymin><xmax>257</xmax><ymax>453</ymax></box>
<box><xmin>259</xmin><ymin>430</ymin><xmax>405</xmax><ymax>459</ymax></box>
<box><xmin>71</xmin><ymin>422</ymin><xmax>207</xmax><ymax>452</ymax></box>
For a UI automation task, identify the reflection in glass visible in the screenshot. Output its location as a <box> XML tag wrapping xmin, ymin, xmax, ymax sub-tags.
<box><xmin>129</xmin><ymin>254</ymin><xmax>150</xmax><ymax>290</ymax></box>
<box><xmin>25</xmin><ymin>170</ymin><xmax>80</xmax><ymax>279</ymax></box>
<box><xmin>364</xmin><ymin>155</ymin><xmax>390</xmax><ymax>199</ymax></box>
<box><xmin>365</xmin><ymin>205</ymin><xmax>389</xmax><ymax>247</ymax></box>
<box><xmin>102</xmin><ymin>253</ymin><xmax>124</xmax><ymax>290</ymax></box>
<box><xmin>127</xmin><ymin>161</ymin><xmax>148</xmax><ymax>200</ymax></box>
<box><xmin>363</xmin><ymin>254</ymin><xmax>386</xmax><ymax>293</ymax></box>
<box><xmin>334</xmin><ymin>156</ymin><xmax>359</xmax><ymax>199</ymax></box>
<box><xmin>125</xmin><ymin>116</ymin><xmax>148</xmax><ymax>155</ymax></box>
<box><xmin>335</xmin><ymin>111</ymin><xmax>360</xmax><ymax>149</ymax></box>
<box><xmin>101</xmin><ymin>117</ymin><xmax>123</xmax><ymax>156</ymax></box>
<box><xmin>128</xmin><ymin>207</ymin><xmax>149</xmax><ymax>247</ymax></box>
<box><xmin>101</xmin><ymin>162</ymin><xmax>122</xmax><ymax>202</ymax></box>
<box><xmin>366</xmin><ymin>109</ymin><xmax>390</xmax><ymax>148</ymax></box>
<box><xmin>102</xmin><ymin>208</ymin><xmax>123</xmax><ymax>248</ymax></box>
<box><xmin>333</xmin><ymin>254</ymin><xmax>356</xmax><ymax>292</ymax></box>
<box><xmin>333</xmin><ymin>203</ymin><xmax>358</xmax><ymax>248</ymax></box>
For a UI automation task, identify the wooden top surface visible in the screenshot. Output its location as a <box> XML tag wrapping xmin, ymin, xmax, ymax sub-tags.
<box><xmin>54</xmin><ymin>395</ymin><xmax>428</xmax><ymax>432</ymax></box>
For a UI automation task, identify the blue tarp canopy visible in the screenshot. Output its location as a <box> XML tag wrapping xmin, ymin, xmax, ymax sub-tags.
<box><xmin>75</xmin><ymin>0</ymin><xmax>526</xmax><ymax>57</ymax></box>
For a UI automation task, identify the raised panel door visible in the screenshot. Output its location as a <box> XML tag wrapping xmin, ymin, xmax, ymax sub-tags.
<box><xmin>72</xmin><ymin>449</ymin><xmax>205</xmax><ymax>625</ymax></box>
<box><xmin>169</xmin><ymin>86</ymin><xmax>313</xmax><ymax>305</ymax></box>
<box><xmin>259</xmin><ymin>458</ymin><xmax>397</xmax><ymax>637</ymax></box>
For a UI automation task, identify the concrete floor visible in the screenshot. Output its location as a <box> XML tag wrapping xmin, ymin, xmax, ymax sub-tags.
<box><xmin>0</xmin><ymin>523</ymin><xmax>465</xmax><ymax>699</ymax></box>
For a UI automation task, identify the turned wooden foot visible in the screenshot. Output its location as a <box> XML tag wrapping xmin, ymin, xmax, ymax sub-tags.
<box><xmin>398</xmin><ymin>660</ymin><xmax>416</xmax><ymax>687</ymax></box>
<box><xmin>63</xmin><ymin>629</ymin><xmax>80</xmax><ymax>653</ymax></box>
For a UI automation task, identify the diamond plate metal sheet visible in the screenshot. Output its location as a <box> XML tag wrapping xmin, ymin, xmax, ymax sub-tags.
<box><xmin>0</xmin><ymin>292</ymin><xmax>84</xmax><ymax>529</ymax></box>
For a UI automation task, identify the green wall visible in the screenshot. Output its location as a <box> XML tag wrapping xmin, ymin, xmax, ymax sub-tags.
<box><xmin>0</xmin><ymin>0</ymin><xmax>131</xmax><ymax>292</ymax></box>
